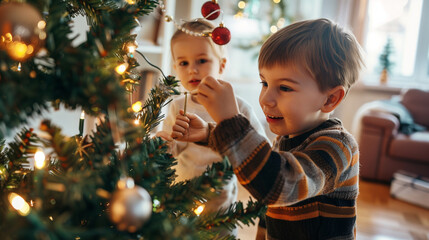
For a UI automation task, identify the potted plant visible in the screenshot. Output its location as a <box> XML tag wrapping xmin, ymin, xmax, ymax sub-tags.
<box><xmin>379</xmin><ymin>38</ymin><xmax>394</xmax><ymax>84</ymax></box>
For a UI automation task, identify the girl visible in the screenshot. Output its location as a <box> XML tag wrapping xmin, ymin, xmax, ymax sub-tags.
<box><xmin>157</xmin><ymin>19</ymin><xmax>267</xmax><ymax>238</ymax></box>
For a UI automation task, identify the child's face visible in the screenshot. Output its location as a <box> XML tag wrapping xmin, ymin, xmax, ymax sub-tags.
<box><xmin>259</xmin><ymin>64</ymin><xmax>330</xmax><ymax>137</ymax></box>
<box><xmin>172</xmin><ymin>34</ymin><xmax>224</xmax><ymax>92</ymax></box>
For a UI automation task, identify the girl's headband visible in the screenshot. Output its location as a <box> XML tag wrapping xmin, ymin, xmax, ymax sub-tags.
<box><xmin>159</xmin><ymin>0</ymin><xmax>231</xmax><ymax>45</ymax></box>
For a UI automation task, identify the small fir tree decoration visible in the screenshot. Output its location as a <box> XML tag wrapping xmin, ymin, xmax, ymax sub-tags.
<box><xmin>0</xmin><ymin>0</ymin><xmax>264</xmax><ymax>239</ymax></box>
<box><xmin>379</xmin><ymin>38</ymin><xmax>394</xmax><ymax>84</ymax></box>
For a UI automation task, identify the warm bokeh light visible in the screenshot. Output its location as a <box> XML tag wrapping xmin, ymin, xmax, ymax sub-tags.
<box><xmin>194</xmin><ymin>205</ymin><xmax>205</xmax><ymax>216</ymax></box>
<box><xmin>8</xmin><ymin>41</ymin><xmax>28</xmax><ymax>60</ymax></box>
<box><xmin>39</xmin><ymin>32</ymin><xmax>47</xmax><ymax>40</ymax></box>
<box><xmin>5</xmin><ymin>33</ymin><xmax>12</xmax><ymax>42</ymax></box>
<box><xmin>115</xmin><ymin>63</ymin><xmax>128</xmax><ymax>75</ymax></box>
<box><xmin>132</xmin><ymin>101</ymin><xmax>143</xmax><ymax>112</ymax></box>
<box><xmin>273</xmin><ymin>0</ymin><xmax>281</xmax><ymax>3</ymax></box>
<box><xmin>8</xmin><ymin>193</ymin><xmax>31</xmax><ymax>216</ymax></box>
<box><xmin>270</xmin><ymin>25</ymin><xmax>278</xmax><ymax>33</ymax></box>
<box><xmin>117</xmin><ymin>177</ymin><xmax>135</xmax><ymax>190</ymax></box>
<box><xmin>277</xmin><ymin>18</ymin><xmax>285</xmax><ymax>28</ymax></box>
<box><xmin>238</xmin><ymin>1</ymin><xmax>246</xmax><ymax>9</ymax></box>
<box><xmin>234</xmin><ymin>11</ymin><xmax>244</xmax><ymax>19</ymax></box>
<box><xmin>127</xmin><ymin>42</ymin><xmax>137</xmax><ymax>53</ymax></box>
<box><xmin>34</xmin><ymin>149</ymin><xmax>46</xmax><ymax>169</ymax></box>
<box><xmin>37</xmin><ymin>20</ymin><xmax>46</xmax><ymax>29</ymax></box>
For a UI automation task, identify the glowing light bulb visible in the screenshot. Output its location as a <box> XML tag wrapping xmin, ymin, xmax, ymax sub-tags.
<box><xmin>34</xmin><ymin>149</ymin><xmax>46</xmax><ymax>169</ymax></box>
<box><xmin>115</xmin><ymin>63</ymin><xmax>128</xmax><ymax>75</ymax></box>
<box><xmin>273</xmin><ymin>0</ymin><xmax>281</xmax><ymax>3</ymax></box>
<box><xmin>37</xmin><ymin>20</ymin><xmax>46</xmax><ymax>29</ymax></box>
<box><xmin>194</xmin><ymin>205</ymin><xmax>205</xmax><ymax>216</ymax></box>
<box><xmin>9</xmin><ymin>41</ymin><xmax>28</xmax><ymax>60</ymax></box>
<box><xmin>238</xmin><ymin>1</ymin><xmax>246</xmax><ymax>9</ymax></box>
<box><xmin>132</xmin><ymin>101</ymin><xmax>143</xmax><ymax>112</ymax></box>
<box><xmin>127</xmin><ymin>43</ymin><xmax>137</xmax><ymax>53</ymax></box>
<box><xmin>277</xmin><ymin>18</ymin><xmax>285</xmax><ymax>28</ymax></box>
<box><xmin>270</xmin><ymin>25</ymin><xmax>278</xmax><ymax>33</ymax></box>
<box><xmin>134</xmin><ymin>119</ymin><xmax>139</xmax><ymax>125</ymax></box>
<box><xmin>8</xmin><ymin>193</ymin><xmax>31</xmax><ymax>216</ymax></box>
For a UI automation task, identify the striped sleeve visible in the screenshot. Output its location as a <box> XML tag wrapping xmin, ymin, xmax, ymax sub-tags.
<box><xmin>209</xmin><ymin>115</ymin><xmax>359</xmax><ymax>206</ymax></box>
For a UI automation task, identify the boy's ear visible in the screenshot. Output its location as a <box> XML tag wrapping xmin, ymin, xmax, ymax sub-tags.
<box><xmin>321</xmin><ymin>86</ymin><xmax>345</xmax><ymax>113</ymax></box>
<box><xmin>219</xmin><ymin>58</ymin><xmax>227</xmax><ymax>74</ymax></box>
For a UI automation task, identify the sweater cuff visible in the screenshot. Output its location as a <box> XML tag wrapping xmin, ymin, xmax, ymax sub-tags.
<box><xmin>208</xmin><ymin>114</ymin><xmax>252</xmax><ymax>153</ymax></box>
<box><xmin>195</xmin><ymin>122</ymin><xmax>216</xmax><ymax>146</ymax></box>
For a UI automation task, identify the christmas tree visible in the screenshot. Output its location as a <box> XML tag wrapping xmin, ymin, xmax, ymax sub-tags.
<box><xmin>0</xmin><ymin>1</ymin><xmax>264</xmax><ymax>239</ymax></box>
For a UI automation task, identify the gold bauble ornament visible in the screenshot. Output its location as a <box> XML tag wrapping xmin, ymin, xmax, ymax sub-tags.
<box><xmin>0</xmin><ymin>2</ymin><xmax>46</xmax><ymax>61</ymax></box>
<box><xmin>109</xmin><ymin>178</ymin><xmax>152</xmax><ymax>232</ymax></box>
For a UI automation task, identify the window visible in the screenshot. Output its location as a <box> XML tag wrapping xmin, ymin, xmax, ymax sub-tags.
<box><xmin>363</xmin><ymin>0</ymin><xmax>429</xmax><ymax>88</ymax></box>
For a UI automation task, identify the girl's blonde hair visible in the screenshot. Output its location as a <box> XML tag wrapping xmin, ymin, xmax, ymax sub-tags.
<box><xmin>170</xmin><ymin>19</ymin><xmax>225</xmax><ymax>60</ymax></box>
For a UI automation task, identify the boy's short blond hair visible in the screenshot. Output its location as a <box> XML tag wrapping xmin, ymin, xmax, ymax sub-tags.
<box><xmin>259</xmin><ymin>18</ymin><xmax>364</xmax><ymax>93</ymax></box>
<box><xmin>170</xmin><ymin>19</ymin><xmax>225</xmax><ymax>60</ymax></box>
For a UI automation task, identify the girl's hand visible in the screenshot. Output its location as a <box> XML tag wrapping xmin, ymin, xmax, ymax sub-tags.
<box><xmin>155</xmin><ymin>131</ymin><xmax>174</xmax><ymax>141</ymax></box>
<box><xmin>196</xmin><ymin>76</ymin><xmax>239</xmax><ymax>123</ymax></box>
<box><xmin>172</xmin><ymin>110</ymin><xmax>209</xmax><ymax>142</ymax></box>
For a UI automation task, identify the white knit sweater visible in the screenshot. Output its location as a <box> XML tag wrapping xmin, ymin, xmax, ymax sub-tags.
<box><xmin>161</xmin><ymin>94</ymin><xmax>267</xmax><ymax>214</ymax></box>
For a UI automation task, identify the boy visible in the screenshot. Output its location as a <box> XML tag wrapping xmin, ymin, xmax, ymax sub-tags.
<box><xmin>171</xmin><ymin>18</ymin><xmax>364</xmax><ymax>239</ymax></box>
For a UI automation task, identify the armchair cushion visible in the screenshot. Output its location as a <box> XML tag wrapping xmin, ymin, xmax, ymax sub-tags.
<box><xmin>371</xmin><ymin>98</ymin><xmax>426</xmax><ymax>134</ymax></box>
<box><xmin>389</xmin><ymin>132</ymin><xmax>429</xmax><ymax>164</ymax></box>
<box><xmin>400</xmin><ymin>89</ymin><xmax>429</xmax><ymax>128</ymax></box>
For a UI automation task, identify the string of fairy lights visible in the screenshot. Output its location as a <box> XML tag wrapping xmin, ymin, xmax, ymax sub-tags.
<box><xmin>5</xmin><ymin>0</ymin><xmax>234</xmax><ymax>220</ymax></box>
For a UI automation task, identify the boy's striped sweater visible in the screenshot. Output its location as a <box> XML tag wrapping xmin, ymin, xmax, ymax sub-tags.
<box><xmin>208</xmin><ymin>115</ymin><xmax>359</xmax><ymax>240</ymax></box>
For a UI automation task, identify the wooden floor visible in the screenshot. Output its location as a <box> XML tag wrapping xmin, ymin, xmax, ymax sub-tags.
<box><xmin>237</xmin><ymin>178</ymin><xmax>429</xmax><ymax>240</ymax></box>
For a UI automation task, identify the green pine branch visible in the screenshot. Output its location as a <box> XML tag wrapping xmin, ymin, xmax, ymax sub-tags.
<box><xmin>135</xmin><ymin>75</ymin><xmax>180</xmax><ymax>135</ymax></box>
<box><xmin>196</xmin><ymin>198</ymin><xmax>266</xmax><ymax>232</ymax></box>
<box><xmin>0</xmin><ymin>1</ymin><xmax>264</xmax><ymax>239</ymax></box>
<box><xmin>0</xmin><ymin>128</ymin><xmax>39</xmax><ymax>191</ymax></box>
<box><xmin>0</xmin><ymin>0</ymin><xmax>162</xmax><ymax>133</ymax></box>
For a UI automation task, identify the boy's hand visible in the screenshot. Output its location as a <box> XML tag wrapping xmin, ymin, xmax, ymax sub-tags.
<box><xmin>196</xmin><ymin>76</ymin><xmax>239</xmax><ymax>123</ymax></box>
<box><xmin>172</xmin><ymin>110</ymin><xmax>209</xmax><ymax>142</ymax></box>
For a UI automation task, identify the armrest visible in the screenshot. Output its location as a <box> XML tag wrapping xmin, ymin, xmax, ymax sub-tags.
<box><xmin>359</xmin><ymin>110</ymin><xmax>401</xmax><ymax>181</ymax></box>
<box><xmin>361</xmin><ymin>110</ymin><xmax>400</xmax><ymax>138</ymax></box>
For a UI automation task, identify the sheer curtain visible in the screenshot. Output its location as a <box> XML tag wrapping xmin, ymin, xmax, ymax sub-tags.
<box><xmin>335</xmin><ymin>0</ymin><xmax>368</xmax><ymax>45</ymax></box>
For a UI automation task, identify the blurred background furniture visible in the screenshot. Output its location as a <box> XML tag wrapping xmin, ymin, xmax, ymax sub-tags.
<box><xmin>357</xmin><ymin>89</ymin><xmax>429</xmax><ymax>182</ymax></box>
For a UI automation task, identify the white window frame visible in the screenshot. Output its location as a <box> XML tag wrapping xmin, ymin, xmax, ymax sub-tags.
<box><xmin>362</xmin><ymin>0</ymin><xmax>429</xmax><ymax>89</ymax></box>
<box><xmin>412</xmin><ymin>0</ymin><xmax>429</xmax><ymax>85</ymax></box>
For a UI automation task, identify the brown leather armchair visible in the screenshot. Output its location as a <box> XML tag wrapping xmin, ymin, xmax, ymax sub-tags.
<box><xmin>358</xmin><ymin>89</ymin><xmax>429</xmax><ymax>182</ymax></box>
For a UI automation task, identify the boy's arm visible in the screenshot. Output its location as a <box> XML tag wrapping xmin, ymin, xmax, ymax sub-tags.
<box><xmin>195</xmin><ymin>76</ymin><xmax>358</xmax><ymax>205</ymax></box>
<box><xmin>209</xmin><ymin>115</ymin><xmax>359</xmax><ymax>206</ymax></box>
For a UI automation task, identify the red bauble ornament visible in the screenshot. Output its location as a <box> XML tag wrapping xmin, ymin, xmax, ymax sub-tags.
<box><xmin>211</xmin><ymin>25</ymin><xmax>231</xmax><ymax>45</ymax></box>
<box><xmin>201</xmin><ymin>1</ymin><xmax>220</xmax><ymax>20</ymax></box>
